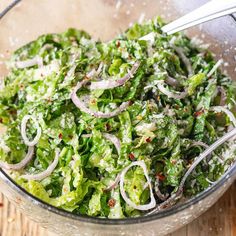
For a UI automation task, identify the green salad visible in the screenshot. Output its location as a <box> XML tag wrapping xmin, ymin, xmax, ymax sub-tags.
<box><xmin>0</xmin><ymin>17</ymin><xmax>236</xmax><ymax>218</ymax></box>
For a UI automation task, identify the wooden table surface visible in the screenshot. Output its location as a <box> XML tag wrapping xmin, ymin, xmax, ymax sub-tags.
<box><xmin>0</xmin><ymin>1</ymin><xmax>236</xmax><ymax>236</ymax></box>
<box><xmin>0</xmin><ymin>181</ymin><xmax>235</xmax><ymax>236</ymax></box>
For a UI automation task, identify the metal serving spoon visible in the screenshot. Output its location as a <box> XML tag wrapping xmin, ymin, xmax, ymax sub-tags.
<box><xmin>162</xmin><ymin>0</ymin><xmax>236</xmax><ymax>35</ymax></box>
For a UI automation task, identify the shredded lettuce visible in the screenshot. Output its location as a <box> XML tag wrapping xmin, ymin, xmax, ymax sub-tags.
<box><xmin>0</xmin><ymin>17</ymin><xmax>235</xmax><ymax>218</ymax></box>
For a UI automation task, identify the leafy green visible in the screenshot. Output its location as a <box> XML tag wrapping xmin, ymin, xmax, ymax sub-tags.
<box><xmin>0</xmin><ymin>17</ymin><xmax>235</xmax><ymax>219</ymax></box>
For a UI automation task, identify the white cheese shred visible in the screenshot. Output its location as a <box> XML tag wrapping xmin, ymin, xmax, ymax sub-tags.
<box><xmin>207</xmin><ymin>59</ymin><xmax>223</xmax><ymax>78</ymax></box>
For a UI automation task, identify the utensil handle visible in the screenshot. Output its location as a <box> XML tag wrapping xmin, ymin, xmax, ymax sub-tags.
<box><xmin>162</xmin><ymin>0</ymin><xmax>236</xmax><ymax>35</ymax></box>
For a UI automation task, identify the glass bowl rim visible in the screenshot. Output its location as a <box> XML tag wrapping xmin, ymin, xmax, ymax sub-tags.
<box><xmin>1</xmin><ymin>163</ymin><xmax>235</xmax><ymax>225</ymax></box>
<box><xmin>0</xmin><ymin>0</ymin><xmax>236</xmax><ymax>226</ymax></box>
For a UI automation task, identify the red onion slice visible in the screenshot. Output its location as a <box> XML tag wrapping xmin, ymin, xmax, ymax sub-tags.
<box><xmin>154</xmin><ymin>178</ymin><xmax>169</xmax><ymax>201</ymax></box>
<box><xmin>210</xmin><ymin>106</ymin><xmax>236</xmax><ymax>127</ymax></box>
<box><xmin>189</xmin><ymin>140</ymin><xmax>211</xmax><ymax>161</ymax></box>
<box><xmin>71</xmin><ymin>80</ymin><xmax>131</xmax><ymax>118</ymax></box>
<box><xmin>15</xmin><ymin>56</ymin><xmax>43</xmax><ymax>69</ymax></box>
<box><xmin>102</xmin><ymin>133</ymin><xmax>121</xmax><ymax>155</ymax></box>
<box><xmin>85</xmin><ymin>63</ymin><xmax>104</xmax><ymax>79</ymax></box>
<box><xmin>119</xmin><ymin>160</ymin><xmax>156</xmax><ymax>211</ymax></box>
<box><xmin>89</xmin><ymin>61</ymin><xmax>140</xmax><ymax>90</ymax></box>
<box><xmin>0</xmin><ymin>146</ymin><xmax>34</xmax><ymax>170</ymax></box>
<box><xmin>104</xmin><ymin>173</ymin><xmax>121</xmax><ymax>192</ymax></box>
<box><xmin>206</xmin><ymin>178</ymin><xmax>215</xmax><ymax>184</ymax></box>
<box><xmin>157</xmin><ymin>80</ymin><xmax>188</xmax><ymax>99</ymax></box>
<box><xmin>146</xmin><ymin>127</ymin><xmax>236</xmax><ymax>215</ymax></box>
<box><xmin>165</xmin><ymin>76</ymin><xmax>180</xmax><ymax>87</ymax></box>
<box><xmin>21</xmin><ymin>115</ymin><xmax>42</xmax><ymax>146</ymax></box>
<box><xmin>189</xmin><ymin>141</ymin><xmax>209</xmax><ymax>149</ymax></box>
<box><xmin>179</xmin><ymin>127</ymin><xmax>236</xmax><ymax>191</ymax></box>
<box><xmin>21</xmin><ymin>148</ymin><xmax>60</xmax><ymax>181</ymax></box>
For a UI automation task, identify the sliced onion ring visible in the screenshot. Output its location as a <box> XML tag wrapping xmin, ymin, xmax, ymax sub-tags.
<box><xmin>146</xmin><ymin>127</ymin><xmax>236</xmax><ymax>215</ymax></box>
<box><xmin>189</xmin><ymin>140</ymin><xmax>212</xmax><ymax>162</ymax></box>
<box><xmin>154</xmin><ymin>178</ymin><xmax>169</xmax><ymax>201</ymax></box>
<box><xmin>157</xmin><ymin>80</ymin><xmax>188</xmax><ymax>99</ymax></box>
<box><xmin>21</xmin><ymin>115</ymin><xmax>42</xmax><ymax>146</ymax></box>
<box><xmin>189</xmin><ymin>141</ymin><xmax>209</xmax><ymax>149</ymax></box>
<box><xmin>103</xmin><ymin>133</ymin><xmax>121</xmax><ymax>155</ymax></box>
<box><xmin>71</xmin><ymin>80</ymin><xmax>131</xmax><ymax>118</ymax></box>
<box><xmin>210</xmin><ymin>106</ymin><xmax>236</xmax><ymax>127</ymax></box>
<box><xmin>89</xmin><ymin>61</ymin><xmax>140</xmax><ymax>90</ymax></box>
<box><xmin>21</xmin><ymin>148</ymin><xmax>60</xmax><ymax>181</ymax></box>
<box><xmin>179</xmin><ymin>127</ymin><xmax>236</xmax><ymax>191</ymax></box>
<box><xmin>104</xmin><ymin>173</ymin><xmax>121</xmax><ymax>192</ymax></box>
<box><xmin>0</xmin><ymin>146</ymin><xmax>34</xmax><ymax>170</ymax></box>
<box><xmin>120</xmin><ymin>160</ymin><xmax>156</xmax><ymax>211</ymax></box>
<box><xmin>165</xmin><ymin>76</ymin><xmax>180</xmax><ymax>87</ymax></box>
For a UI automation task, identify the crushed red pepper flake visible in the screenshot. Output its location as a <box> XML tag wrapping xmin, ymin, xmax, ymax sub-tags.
<box><xmin>47</xmin><ymin>98</ymin><xmax>52</xmax><ymax>103</ymax></box>
<box><xmin>90</xmin><ymin>99</ymin><xmax>96</xmax><ymax>105</ymax></box>
<box><xmin>0</xmin><ymin>203</ymin><xmax>3</xmax><ymax>207</ymax></box>
<box><xmin>116</xmin><ymin>41</ymin><xmax>120</xmax><ymax>48</ymax></box>
<box><xmin>58</xmin><ymin>133</ymin><xmax>63</xmax><ymax>139</ymax></box>
<box><xmin>156</xmin><ymin>173</ymin><xmax>165</xmax><ymax>181</ymax></box>
<box><xmin>105</xmin><ymin>123</ymin><xmax>111</xmax><ymax>131</ymax></box>
<box><xmin>9</xmin><ymin>109</ymin><xmax>17</xmax><ymax>115</ymax></box>
<box><xmin>128</xmin><ymin>100</ymin><xmax>134</xmax><ymax>106</ymax></box>
<box><xmin>194</xmin><ymin>109</ymin><xmax>205</xmax><ymax>117</ymax></box>
<box><xmin>108</xmin><ymin>198</ymin><xmax>116</xmax><ymax>208</ymax></box>
<box><xmin>146</xmin><ymin>137</ymin><xmax>151</xmax><ymax>143</ymax></box>
<box><xmin>128</xmin><ymin>153</ymin><xmax>135</xmax><ymax>161</ymax></box>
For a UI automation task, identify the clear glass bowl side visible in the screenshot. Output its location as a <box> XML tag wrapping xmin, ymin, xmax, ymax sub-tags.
<box><xmin>0</xmin><ymin>1</ymin><xmax>236</xmax><ymax>235</ymax></box>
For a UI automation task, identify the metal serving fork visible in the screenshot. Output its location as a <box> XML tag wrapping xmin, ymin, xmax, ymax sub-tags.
<box><xmin>162</xmin><ymin>0</ymin><xmax>236</xmax><ymax>35</ymax></box>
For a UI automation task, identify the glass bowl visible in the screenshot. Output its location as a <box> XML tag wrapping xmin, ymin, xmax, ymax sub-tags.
<box><xmin>0</xmin><ymin>1</ymin><xmax>236</xmax><ymax>235</ymax></box>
